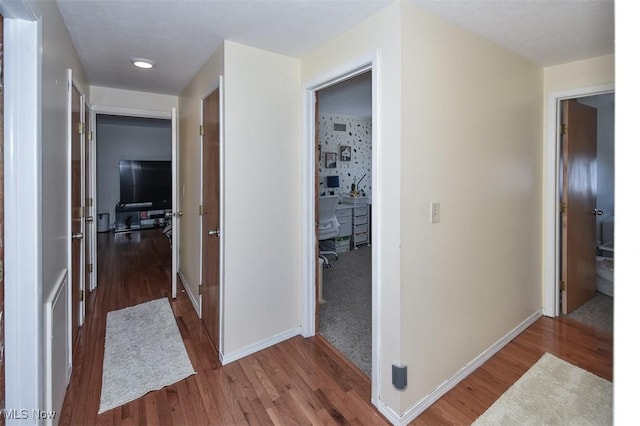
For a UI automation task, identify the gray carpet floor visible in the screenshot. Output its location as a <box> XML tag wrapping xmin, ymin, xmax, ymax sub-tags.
<box><xmin>566</xmin><ymin>292</ymin><xmax>613</xmax><ymax>332</ymax></box>
<box><xmin>319</xmin><ymin>245</ymin><xmax>372</xmax><ymax>377</ymax></box>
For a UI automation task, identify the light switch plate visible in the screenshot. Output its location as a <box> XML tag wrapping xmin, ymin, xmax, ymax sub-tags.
<box><xmin>430</xmin><ymin>202</ymin><xmax>440</xmax><ymax>224</ymax></box>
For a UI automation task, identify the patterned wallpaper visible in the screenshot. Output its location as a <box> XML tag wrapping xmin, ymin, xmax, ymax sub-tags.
<box><xmin>318</xmin><ymin>114</ymin><xmax>372</xmax><ymax>197</ymax></box>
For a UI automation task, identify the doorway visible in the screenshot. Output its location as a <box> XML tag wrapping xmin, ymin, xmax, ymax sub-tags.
<box><xmin>557</xmin><ymin>92</ymin><xmax>614</xmax><ymax>331</ymax></box>
<box><xmin>94</xmin><ymin>113</ymin><xmax>175</xmax><ymax>298</ymax></box>
<box><xmin>314</xmin><ymin>71</ymin><xmax>373</xmax><ymax>377</ymax></box>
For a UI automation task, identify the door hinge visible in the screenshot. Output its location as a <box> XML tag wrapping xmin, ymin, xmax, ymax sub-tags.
<box><xmin>79</xmin><ymin>122</ymin><xmax>85</xmax><ymax>134</ymax></box>
<box><xmin>79</xmin><ymin>290</ymin><xmax>84</xmax><ymax>302</ymax></box>
<box><xmin>199</xmin><ymin>125</ymin><xmax>204</xmax><ymax>136</ymax></box>
<box><xmin>88</xmin><ymin>130</ymin><xmax>93</xmax><ymax>141</ymax></box>
<box><xmin>199</xmin><ymin>205</ymin><xmax>203</xmax><ymax>216</ymax></box>
<box><xmin>560</xmin><ymin>280</ymin><xmax>566</xmax><ymax>291</ymax></box>
<box><xmin>561</xmin><ymin>123</ymin><xmax>567</xmax><ymax>135</ymax></box>
<box><xmin>88</xmin><ymin>263</ymin><xmax>93</xmax><ymax>273</ymax></box>
<box><xmin>560</xmin><ymin>202</ymin><xmax>567</xmax><ymax>214</ymax></box>
<box><xmin>198</xmin><ymin>284</ymin><xmax>203</xmax><ymax>295</ymax></box>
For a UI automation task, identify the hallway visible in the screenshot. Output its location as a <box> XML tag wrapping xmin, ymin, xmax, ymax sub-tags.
<box><xmin>58</xmin><ymin>229</ymin><xmax>383</xmax><ymax>425</ymax></box>
<box><xmin>58</xmin><ymin>229</ymin><xmax>612</xmax><ymax>425</ymax></box>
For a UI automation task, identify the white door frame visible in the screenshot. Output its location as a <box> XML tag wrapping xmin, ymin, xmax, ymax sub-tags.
<box><xmin>542</xmin><ymin>83</ymin><xmax>615</xmax><ymax>317</ymax></box>
<box><xmin>301</xmin><ymin>55</ymin><xmax>381</xmax><ymax>407</ymax></box>
<box><xmin>91</xmin><ymin>106</ymin><xmax>177</xmax><ymax>298</ymax></box>
<box><xmin>170</xmin><ymin>107</ymin><xmax>179</xmax><ymax>299</ymax></box>
<box><xmin>1</xmin><ymin>0</ymin><xmax>44</xmax><ymax>415</ymax></box>
<box><xmin>69</xmin><ymin>74</ymin><xmax>86</xmax><ymax>327</ymax></box>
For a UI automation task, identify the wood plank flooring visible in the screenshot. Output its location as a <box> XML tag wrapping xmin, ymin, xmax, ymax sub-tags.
<box><xmin>412</xmin><ymin>316</ymin><xmax>612</xmax><ymax>425</ymax></box>
<box><xmin>59</xmin><ymin>229</ymin><xmax>612</xmax><ymax>425</ymax></box>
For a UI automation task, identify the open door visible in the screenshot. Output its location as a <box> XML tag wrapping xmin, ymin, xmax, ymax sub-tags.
<box><xmin>171</xmin><ymin>107</ymin><xmax>179</xmax><ymax>298</ymax></box>
<box><xmin>201</xmin><ymin>86</ymin><xmax>221</xmax><ymax>350</ymax></box>
<box><xmin>561</xmin><ymin>99</ymin><xmax>598</xmax><ymax>314</ymax></box>
<box><xmin>70</xmin><ymin>80</ymin><xmax>85</xmax><ymax>343</ymax></box>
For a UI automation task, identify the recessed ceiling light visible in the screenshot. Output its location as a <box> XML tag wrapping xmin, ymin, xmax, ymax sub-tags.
<box><xmin>131</xmin><ymin>58</ymin><xmax>154</xmax><ymax>69</ymax></box>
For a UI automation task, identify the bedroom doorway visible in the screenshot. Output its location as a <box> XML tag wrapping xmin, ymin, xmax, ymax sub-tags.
<box><xmin>314</xmin><ymin>70</ymin><xmax>374</xmax><ymax>378</ymax></box>
<box><xmin>558</xmin><ymin>93</ymin><xmax>614</xmax><ymax>332</ymax></box>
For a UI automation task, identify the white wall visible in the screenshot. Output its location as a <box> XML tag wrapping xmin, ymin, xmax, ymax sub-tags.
<box><xmin>90</xmin><ymin>86</ymin><xmax>178</xmax><ymax>114</ymax></box>
<box><xmin>177</xmin><ymin>43</ymin><xmax>224</xmax><ymax>312</ymax></box>
<box><xmin>399</xmin><ymin>3</ymin><xmax>542</xmax><ymax>413</ymax></box>
<box><xmin>95</xmin><ymin>118</ymin><xmax>172</xmax><ymax>223</ymax></box>
<box><xmin>3</xmin><ymin>0</ymin><xmax>87</xmax><ymax>420</ymax></box>
<box><xmin>221</xmin><ymin>41</ymin><xmax>301</xmax><ymax>357</ymax></box>
<box><xmin>543</xmin><ymin>55</ymin><xmax>614</xmax><ymax>95</ymax></box>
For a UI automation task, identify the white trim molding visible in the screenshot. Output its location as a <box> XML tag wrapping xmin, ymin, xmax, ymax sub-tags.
<box><xmin>178</xmin><ymin>271</ymin><xmax>201</xmax><ymax>318</ymax></box>
<box><xmin>220</xmin><ymin>327</ymin><xmax>301</xmax><ymax>366</ymax></box>
<box><xmin>542</xmin><ymin>84</ymin><xmax>615</xmax><ymax>317</ymax></box>
<box><xmin>90</xmin><ymin>104</ymin><xmax>171</xmax><ymax>119</ymax></box>
<box><xmin>2</xmin><ymin>3</ymin><xmax>45</xmax><ymax>418</ymax></box>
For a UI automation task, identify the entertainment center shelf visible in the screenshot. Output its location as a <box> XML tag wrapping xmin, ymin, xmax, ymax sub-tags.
<box><xmin>115</xmin><ymin>204</ymin><xmax>171</xmax><ymax>233</ymax></box>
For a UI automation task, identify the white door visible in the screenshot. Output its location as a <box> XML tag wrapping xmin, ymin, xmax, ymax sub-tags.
<box><xmin>171</xmin><ymin>107</ymin><xmax>179</xmax><ymax>298</ymax></box>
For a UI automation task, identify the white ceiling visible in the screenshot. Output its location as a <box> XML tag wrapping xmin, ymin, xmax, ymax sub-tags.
<box><xmin>56</xmin><ymin>0</ymin><xmax>614</xmax><ymax>98</ymax></box>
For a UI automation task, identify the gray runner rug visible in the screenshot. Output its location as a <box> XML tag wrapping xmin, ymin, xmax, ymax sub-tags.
<box><xmin>98</xmin><ymin>298</ymin><xmax>196</xmax><ymax>414</ymax></box>
<box><xmin>473</xmin><ymin>352</ymin><xmax>612</xmax><ymax>425</ymax></box>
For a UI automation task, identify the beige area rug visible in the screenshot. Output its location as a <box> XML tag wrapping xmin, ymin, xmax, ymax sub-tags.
<box><xmin>472</xmin><ymin>353</ymin><xmax>612</xmax><ymax>425</ymax></box>
<box><xmin>98</xmin><ymin>298</ymin><xmax>196</xmax><ymax>414</ymax></box>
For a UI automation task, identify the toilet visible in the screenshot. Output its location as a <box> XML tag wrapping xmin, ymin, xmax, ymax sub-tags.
<box><xmin>596</xmin><ymin>255</ymin><xmax>613</xmax><ymax>297</ymax></box>
<box><xmin>596</xmin><ymin>216</ymin><xmax>614</xmax><ymax>297</ymax></box>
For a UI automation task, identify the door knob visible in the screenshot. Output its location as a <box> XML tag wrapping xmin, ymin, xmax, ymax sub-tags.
<box><xmin>208</xmin><ymin>229</ymin><xmax>220</xmax><ymax>236</ymax></box>
<box><xmin>85</xmin><ymin>216</ymin><xmax>94</xmax><ymax>222</ymax></box>
<box><xmin>592</xmin><ymin>209</ymin><xmax>604</xmax><ymax>216</ymax></box>
<box><xmin>72</xmin><ymin>233</ymin><xmax>84</xmax><ymax>240</ymax></box>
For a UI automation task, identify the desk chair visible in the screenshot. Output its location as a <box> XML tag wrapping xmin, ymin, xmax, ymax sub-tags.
<box><xmin>318</xmin><ymin>195</ymin><xmax>340</xmax><ymax>267</ymax></box>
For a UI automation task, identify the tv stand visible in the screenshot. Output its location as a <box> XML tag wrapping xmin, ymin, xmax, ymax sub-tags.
<box><xmin>115</xmin><ymin>203</ymin><xmax>171</xmax><ymax>233</ymax></box>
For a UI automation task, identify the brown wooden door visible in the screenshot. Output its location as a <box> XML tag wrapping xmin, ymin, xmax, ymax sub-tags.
<box><xmin>561</xmin><ymin>99</ymin><xmax>598</xmax><ymax>314</ymax></box>
<box><xmin>201</xmin><ymin>88</ymin><xmax>220</xmax><ymax>350</ymax></box>
<box><xmin>71</xmin><ymin>85</ymin><xmax>84</xmax><ymax>345</ymax></box>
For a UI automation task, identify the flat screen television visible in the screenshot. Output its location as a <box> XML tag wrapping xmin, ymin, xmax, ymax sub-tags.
<box><xmin>119</xmin><ymin>160</ymin><xmax>172</xmax><ymax>207</ymax></box>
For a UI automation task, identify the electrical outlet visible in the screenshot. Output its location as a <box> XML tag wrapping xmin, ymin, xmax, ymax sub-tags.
<box><xmin>430</xmin><ymin>202</ymin><xmax>440</xmax><ymax>224</ymax></box>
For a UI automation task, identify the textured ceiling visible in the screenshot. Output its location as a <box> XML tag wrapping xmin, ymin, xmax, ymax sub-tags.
<box><xmin>56</xmin><ymin>0</ymin><xmax>393</xmax><ymax>95</ymax></box>
<box><xmin>56</xmin><ymin>0</ymin><xmax>614</xmax><ymax>97</ymax></box>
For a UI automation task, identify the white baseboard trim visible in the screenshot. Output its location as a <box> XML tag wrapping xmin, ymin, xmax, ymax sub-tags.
<box><xmin>220</xmin><ymin>327</ymin><xmax>301</xmax><ymax>366</ymax></box>
<box><xmin>178</xmin><ymin>270</ymin><xmax>201</xmax><ymax>318</ymax></box>
<box><xmin>380</xmin><ymin>309</ymin><xmax>543</xmax><ymax>426</ymax></box>
<box><xmin>375</xmin><ymin>399</ymin><xmax>404</xmax><ymax>426</ymax></box>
